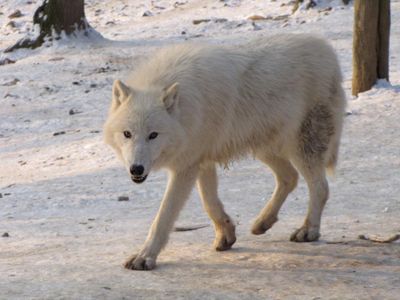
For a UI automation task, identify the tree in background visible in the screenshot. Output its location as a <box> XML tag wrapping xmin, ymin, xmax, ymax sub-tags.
<box><xmin>352</xmin><ymin>0</ymin><xmax>391</xmax><ymax>96</ymax></box>
<box><xmin>5</xmin><ymin>0</ymin><xmax>95</xmax><ymax>52</ymax></box>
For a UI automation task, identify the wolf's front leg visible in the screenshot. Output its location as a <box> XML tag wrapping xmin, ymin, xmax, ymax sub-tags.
<box><xmin>124</xmin><ymin>166</ymin><xmax>199</xmax><ymax>270</ymax></box>
<box><xmin>197</xmin><ymin>163</ymin><xmax>236</xmax><ymax>251</ymax></box>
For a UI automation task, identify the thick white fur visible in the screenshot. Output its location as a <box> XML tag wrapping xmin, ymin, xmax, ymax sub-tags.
<box><xmin>104</xmin><ymin>34</ymin><xmax>346</xmax><ymax>270</ymax></box>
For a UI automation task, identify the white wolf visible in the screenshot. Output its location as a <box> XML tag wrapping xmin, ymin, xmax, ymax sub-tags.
<box><xmin>104</xmin><ymin>34</ymin><xmax>346</xmax><ymax>270</ymax></box>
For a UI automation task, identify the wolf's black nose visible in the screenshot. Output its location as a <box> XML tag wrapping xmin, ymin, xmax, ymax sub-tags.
<box><xmin>130</xmin><ymin>164</ymin><xmax>144</xmax><ymax>176</ymax></box>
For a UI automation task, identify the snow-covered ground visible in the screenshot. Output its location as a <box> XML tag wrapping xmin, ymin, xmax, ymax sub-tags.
<box><xmin>1</xmin><ymin>0</ymin><xmax>399</xmax><ymax>299</ymax></box>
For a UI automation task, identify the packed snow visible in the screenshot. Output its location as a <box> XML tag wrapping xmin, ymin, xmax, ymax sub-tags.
<box><xmin>0</xmin><ymin>0</ymin><xmax>399</xmax><ymax>299</ymax></box>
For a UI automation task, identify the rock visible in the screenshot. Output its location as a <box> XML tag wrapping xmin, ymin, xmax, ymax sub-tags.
<box><xmin>69</xmin><ymin>108</ymin><xmax>82</xmax><ymax>115</ymax></box>
<box><xmin>48</xmin><ymin>57</ymin><xmax>64</xmax><ymax>61</ymax></box>
<box><xmin>235</xmin><ymin>21</ymin><xmax>246</xmax><ymax>28</ymax></box>
<box><xmin>152</xmin><ymin>5</ymin><xmax>165</xmax><ymax>10</ymax></box>
<box><xmin>0</xmin><ymin>58</ymin><xmax>16</xmax><ymax>66</ymax></box>
<box><xmin>247</xmin><ymin>15</ymin><xmax>268</xmax><ymax>21</ymax></box>
<box><xmin>53</xmin><ymin>131</ymin><xmax>66</xmax><ymax>136</ymax></box>
<box><xmin>142</xmin><ymin>10</ymin><xmax>153</xmax><ymax>17</ymax></box>
<box><xmin>193</xmin><ymin>18</ymin><xmax>227</xmax><ymax>25</ymax></box>
<box><xmin>251</xmin><ymin>22</ymin><xmax>262</xmax><ymax>31</ymax></box>
<box><xmin>2</xmin><ymin>232</ymin><xmax>9</xmax><ymax>237</ymax></box>
<box><xmin>174</xmin><ymin>1</ymin><xmax>187</xmax><ymax>8</ymax></box>
<box><xmin>8</xmin><ymin>10</ymin><xmax>22</xmax><ymax>19</ymax></box>
<box><xmin>214</xmin><ymin>18</ymin><xmax>228</xmax><ymax>23</ymax></box>
<box><xmin>318</xmin><ymin>7</ymin><xmax>332</xmax><ymax>13</ymax></box>
<box><xmin>118</xmin><ymin>196</ymin><xmax>129</xmax><ymax>201</ymax></box>
<box><xmin>359</xmin><ymin>234</ymin><xmax>400</xmax><ymax>243</ymax></box>
<box><xmin>273</xmin><ymin>14</ymin><xmax>290</xmax><ymax>21</ymax></box>
<box><xmin>193</xmin><ymin>19</ymin><xmax>211</xmax><ymax>25</ymax></box>
<box><xmin>6</xmin><ymin>21</ymin><xmax>17</xmax><ymax>28</ymax></box>
<box><xmin>1</xmin><ymin>78</ymin><xmax>19</xmax><ymax>86</ymax></box>
<box><xmin>306</xmin><ymin>0</ymin><xmax>317</xmax><ymax>9</ymax></box>
<box><xmin>94</xmin><ymin>66</ymin><xmax>114</xmax><ymax>73</ymax></box>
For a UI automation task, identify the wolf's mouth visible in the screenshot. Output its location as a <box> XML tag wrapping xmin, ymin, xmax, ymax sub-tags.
<box><xmin>131</xmin><ymin>175</ymin><xmax>148</xmax><ymax>184</ymax></box>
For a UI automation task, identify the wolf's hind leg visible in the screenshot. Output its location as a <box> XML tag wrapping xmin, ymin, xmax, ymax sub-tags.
<box><xmin>252</xmin><ymin>155</ymin><xmax>298</xmax><ymax>235</ymax></box>
<box><xmin>197</xmin><ymin>163</ymin><xmax>236</xmax><ymax>251</ymax></box>
<box><xmin>290</xmin><ymin>160</ymin><xmax>328</xmax><ymax>242</ymax></box>
<box><xmin>290</xmin><ymin>104</ymin><xmax>333</xmax><ymax>242</ymax></box>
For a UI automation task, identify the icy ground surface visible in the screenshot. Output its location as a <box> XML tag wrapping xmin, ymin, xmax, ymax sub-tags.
<box><xmin>0</xmin><ymin>1</ymin><xmax>399</xmax><ymax>299</ymax></box>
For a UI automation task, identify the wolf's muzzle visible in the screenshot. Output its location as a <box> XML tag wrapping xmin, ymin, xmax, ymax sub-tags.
<box><xmin>131</xmin><ymin>175</ymin><xmax>148</xmax><ymax>184</ymax></box>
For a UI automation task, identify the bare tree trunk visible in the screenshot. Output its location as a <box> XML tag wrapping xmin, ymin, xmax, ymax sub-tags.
<box><xmin>378</xmin><ymin>0</ymin><xmax>391</xmax><ymax>80</ymax></box>
<box><xmin>352</xmin><ymin>0</ymin><xmax>391</xmax><ymax>96</ymax></box>
<box><xmin>34</xmin><ymin>0</ymin><xmax>87</xmax><ymax>35</ymax></box>
<box><xmin>5</xmin><ymin>0</ymin><xmax>92</xmax><ymax>53</ymax></box>
<box><xmin>352</xmin><ymin>0</ymin><xmax>379</xmax><ymax>96</ymax></box>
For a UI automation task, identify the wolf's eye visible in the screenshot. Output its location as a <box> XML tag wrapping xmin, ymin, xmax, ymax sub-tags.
<box><xmin>123</xmin><ymin>131</ymin><xmax>132</xmax><ymax>139</ymax></box>
<box><xmin>148</xmin><ymin>132</ymin><xmax>158</xmax><ymax>140</ymax></box>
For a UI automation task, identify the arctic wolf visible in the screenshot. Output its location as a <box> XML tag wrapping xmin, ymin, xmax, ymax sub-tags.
<box><xmin>104</xmin><ymin>34</ymin><xmax>346</xmax><ymax>270</ymax></box>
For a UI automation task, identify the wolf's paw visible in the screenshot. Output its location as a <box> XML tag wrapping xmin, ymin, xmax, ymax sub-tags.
<box><xmin>124</xmin><ymin>254</ymin><xmax>156</xmax><ymax>271</ymax></box>
<box><xmin>214</xmin><ymin>220</ymin><xmax>236</xmax><ymax>251</ymax></box>
<box><xmin>290</xmin><ymin>225</ymin><xmax>320</xmax><ymax>242</ymax></box>
<box><xmin>214</xmin><ymin>234</ymin><xmax>236</xmax><ymax>251</ymax></box>
<box><xmin>251</xmin><ymin>216</ymin><xmax>278</xmax><ymax>235</ymax></box>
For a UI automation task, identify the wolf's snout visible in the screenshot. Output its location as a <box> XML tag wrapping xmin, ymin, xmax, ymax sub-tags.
<box><xmin>130</xmin><ymin>164</ymin><xmax>144</xmax><ymax>176</ymax></box>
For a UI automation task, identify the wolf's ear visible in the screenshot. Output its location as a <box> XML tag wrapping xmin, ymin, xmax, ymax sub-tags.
<box><xmin>111</xmin><ymin>79</ymin><xmax>131</xmax><ymax>111</ymax></box>
<box><xmin>162</xmin><ymin>82</ymin><xmax>179</xmax><ymax>112</ymax></box>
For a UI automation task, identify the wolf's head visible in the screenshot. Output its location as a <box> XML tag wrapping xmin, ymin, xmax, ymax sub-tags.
<box><xmin>104</xmin><ymin>79</ymin><xmax>185</xmax><ymax>184</ymax></box>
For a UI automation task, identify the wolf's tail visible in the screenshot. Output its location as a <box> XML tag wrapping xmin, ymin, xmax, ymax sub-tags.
<box><xmin>326</xmin><ymin>85</ymin><xmax>346</xmax><ymax>177</ymax></box>
<box><xmin>326</xmin><ymin>139</ymin><xmax>340</xmax><ymax>177</ymax></box>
